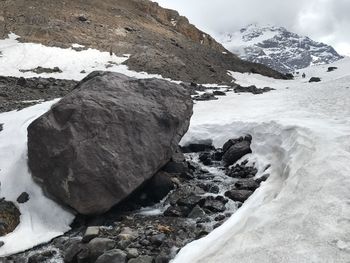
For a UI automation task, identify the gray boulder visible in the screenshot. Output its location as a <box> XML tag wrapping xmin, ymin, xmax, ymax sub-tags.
<box><xmin>222</xmin><ymin>136</ymin><xmax>252</xmax><ymax>166</ymax></box>
<box><xmin>27</xmin><ymin>71</ymin><xmax>193</xmax><ymax>215</ymax></box>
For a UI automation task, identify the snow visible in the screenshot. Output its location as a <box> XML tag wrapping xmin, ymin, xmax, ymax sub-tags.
<box><xmin>0</xmin><ymin>100</ymin><xmax>75</xmax><ymax>257</ymax></box>
<box><xmin>174</xmin><ymin>57</ymin><xmax>350</xmax><ymax>262</ymax></box>
<box><xmin>0</xmin><ymin>33</ymin><xmax>170</xmax><ymax>81</ymax></box>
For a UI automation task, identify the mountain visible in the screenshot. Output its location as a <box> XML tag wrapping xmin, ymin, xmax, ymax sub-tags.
<box><xmin>0</xmin><ymin>1</ymin><xmax>286</xmax><ymax>84</ymax></box>
<box><xmin>218</xmin><ymin>24</ymin><xmax>344</xmax><ymax>73</ymax></box>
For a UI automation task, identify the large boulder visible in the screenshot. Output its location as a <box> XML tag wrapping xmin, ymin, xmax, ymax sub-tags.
<box><xmin>27</xmin><ymin>72</ymin><xmax>193</xmax><ymax>215</ymax></box>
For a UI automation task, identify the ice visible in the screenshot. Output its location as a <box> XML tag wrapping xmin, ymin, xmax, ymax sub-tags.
<box><xmin>174</xmin><ymin>57</ymin><xmax>350</xmax><ymax>262</ymax></box>
<box><xmin>0</xmin><ymin>100</ymin><xmax>75</xmax><ymax>256</ymax></box>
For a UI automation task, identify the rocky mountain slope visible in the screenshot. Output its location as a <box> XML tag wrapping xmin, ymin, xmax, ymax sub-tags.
<box><xmin>0</xmin><ymin>0</ymin><xmax>286</xmax><ymax>84</ymax></box>
<box><xmin>218</xmin><ymin>24</ymin><xmax>344</xmax><ymax>73</ymax></box>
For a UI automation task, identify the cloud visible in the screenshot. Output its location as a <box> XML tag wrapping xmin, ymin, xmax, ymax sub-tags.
<box><xmin>154</xmin><ymin>0</ymin><xmax>350</xmax><ymax>55</ymax></box>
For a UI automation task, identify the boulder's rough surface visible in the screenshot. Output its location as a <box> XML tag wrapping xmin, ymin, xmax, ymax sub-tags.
<box><xmin>27</xmin><ymin>71</ymin><xmax>193</xmax><ymax>215</ymax></box>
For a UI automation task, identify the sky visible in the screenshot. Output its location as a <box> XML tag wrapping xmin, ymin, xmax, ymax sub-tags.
<box><xmin>154</xmin><ymin>0</ymin><xmax>350</xmax><ymax>56</ymax></box>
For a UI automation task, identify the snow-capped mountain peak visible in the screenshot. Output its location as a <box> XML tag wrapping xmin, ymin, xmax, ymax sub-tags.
<box><xmin>218</xmin><ymin>24</ymin><xmax>344</xmax><ymax>73</ymax></box>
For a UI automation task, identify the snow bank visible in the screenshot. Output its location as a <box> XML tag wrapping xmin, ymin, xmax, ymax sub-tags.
<box><xmin>175</xmin><ymin>58</ymin><xmax>350</xmax><ymax>262</ymax></box>
<box><xmin>0</xmin><ymin>101</ymin><xmax>75</xmax><ymax>256</ymax></box>
<box><xmin>0</xmin><ymin>33</ymin><xmax>168</xmax><ymax>81</ymax></box>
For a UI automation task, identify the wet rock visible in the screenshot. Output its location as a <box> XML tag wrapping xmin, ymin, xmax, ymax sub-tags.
<box><xmin>255</xmin><ymin>174</ymin><xmax>270</xmax><ymax>184</ymax></box>
<box><xmin>28</xmin><ymin>250</ymin><xmax>57</xmax><ymax>263</ymax></box>
<box><xmin>27</xmin><ymin>72</ymin><xmax>193</xmax><ymax>215</ymax></box>
<box><xmin>82</xmin><ymin>226</ymin><xmax>100</xmax><ymax>243</ymax></box>
<box><xmin>225</xmin><ymin>189</ymin><xmax>253</xmax><ymax>202</ymax></box>
<box><xmin>181</xmin><ymin>139</ymin><xmax>215</xmax><ymax>153</ymax></box>
<box><xmin>129</xmin><ymin>255</ymin><xmax>154</xmax><ymax>263</ymax></box>
<box><xmin>198</xmin><ymin>152</ymin><xmax>212</xmax><ymax>165</ymax></box>
<box><xmin>188</xmin><ymin>205</ymin><xmax>206</xmax><ymax>219</ymax></box>
<box><xmin>193</xmin><ymin>93</ymin><xmax>218</xmax><ymax>101</ymax></box>
<box><xmin>0</xmin><ymin>199</ymin><xmax>21</xmax><ymax>236</ymax></box>
<box><xmin>234</xmin><ymin>178</ymin><xmax>260</xmax><ymax>191</ymax></box>
<box><xmin>226</xmin><ymin>163</ymin><xmax>257</xmax><ymax>178</ymax></box>
<box><xmin>214</xmin><ymin>214</ymin><xmax>226</xmax><ymax>222</ymax></box>
<box><xmin>201</xmin><ymin>196</ymin><xmax>227</xmax><ymax>213</ymax></box>
<box><xmin>149</xmin><ymin>233</ymin><xmax>166</xmax><ymax>246</ymax></box>
<box><xmin>327</xmin><ymin>67</ymin><xmax>337</xmax><ymax>72</ymax></box>
<box><xmin>309</xmin><ymin>77</ymin><xmax>321</xmax><ymax>83</ymax></box>
<box><xmin>222</xmin><ymin>139</ymin><xmax>252</xmax><ymax>166</ymax></box>
<box><xmin>198</xmin><ymin>183</ymin><xmax>219</xmax><ymax>194</ymax></box>
<box><xmin>177</xmin><ymin>195</ymin><xmax>202</xmax><ymax>209</ymax></box>
<box><xmin>164</xmin><ymin>205</ymin><xmax>190</xmax><ymax>217</ymax></box>
<box><xmin>95</xmin><ymin>249</ymin><xmax>127</xmax><ymax>263</ymax></box>
<box><xmin>213</xmin><ymin>90</ymin><xmax>226</xmax><ymax>96</ymax></box>
<box><xmin>16</xmin><ymin>192</ymin><xmax>29</xmax><ymax>204</ymax></box>
<box><xmin>212</xmin><ymin>149</ymin><xmax>224</xmax><ymax>161</ymax></box>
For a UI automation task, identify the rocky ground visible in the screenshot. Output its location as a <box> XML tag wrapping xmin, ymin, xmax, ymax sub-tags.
<box><xmin>0</xmin><ymin>75</ymin><xmax>276</xmax><ymax>114</ymax></box>
<box><xmin>0</xmin><ymin>76</ymin><xmax>77</xmax><ymax>113</ymax></box>
<box><xmin>0</xmin><ymin>0</ymin><xmax>287</xmax><ymax>84</ymax></box>
<box><xmin>3</xmin><ymin>135</ymin><xmax>270</xmax><ymax>263</ymax></box>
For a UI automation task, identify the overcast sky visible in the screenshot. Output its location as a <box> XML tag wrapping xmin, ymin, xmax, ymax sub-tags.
<box><xmin>154</xmin><ymin>0</ymin><xmax>350</xmax><ymax>56</ymax></box>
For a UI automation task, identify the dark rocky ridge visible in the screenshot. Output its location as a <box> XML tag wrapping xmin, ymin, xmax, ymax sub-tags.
<box><xmin>0</xmin><ymin>0</ymin><xmax>286</xmax><ymax>84</ymax></box>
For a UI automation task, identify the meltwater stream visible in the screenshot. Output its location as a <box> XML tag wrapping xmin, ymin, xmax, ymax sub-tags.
<box><xmin>174</xmin><ymin>61</ymin><xmax>350</xmax><ymax>262</ymax></box>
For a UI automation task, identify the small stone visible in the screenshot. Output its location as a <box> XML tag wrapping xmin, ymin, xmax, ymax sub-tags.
<box><xmin>309</xmin><ymin>77</ymin><xmax>321</xmax><ymax>83</ymax></box>
<box><xmin>213</xmin><ymin>90</ymin><xmax>226</xmax><ymax>96</ymax></box>
<box><xmin>128</xmin><ymin>255</ymin><xmax>154</xmax><ymax>263</ymax></box>
<box><xmin>255</xmin><ymin>174</ymin><xmax>270</xmax><ymax>184</ymax></box>
<box><xmin>16</xmin><ymin>192</ymin><xmax>30</xmax><ymax>204</ymax></box>
<box><xmin>201</xmin><ymin>196</ymin><xmax>227</xmax><ymax>213</ymax></box>
<box><xmin>78</xmin><ymin>15</ymin><xmax>88</xmax><ymax>22</ymax></box>
<box><xmin>87</xmin><ymin>238</ymin><xmax>116</xmax><ymax>261</ymax></box>
<box><xmin>154</xmin><ymin>254</ymin><xmax>171</xmax><ymax>263</ymax></box>
<box><xmin>234</xmin><ymin>179</ymin><xmax>260</xmax><ymax>191</ymax></box>
<box><xmin>28</xmin><ymin>250</ymin><xmax>57</xmax><ymax>263</ymax></box>
<box><xmin>118</xmin><ymin>227</ymin><xmax>138</xmax><ymax>242</ymax></box>
<box><xmin>82</xmin><ymin>226</ymin><xmax>100</xmax><ymax>243</ymax></box>
<box><xmin>177</xmin><ymin>195</ymin><xmax>202</xmax><ymax>208</ymax></box>
<box><xmin>164</xmin><ymin>205</ymin><xmax>190</xmax><ymax>217</ymax></box>
<box><xmin>95</xmin><ymin>249</ymin><xmax>127</xmax><ymax>263</ymax></box>
<box><xmin>214</xmin><ymin>214</ymin><xmax>226</xmax><ymax>221</ymax></box>
<box><xmin>188</xmin><ymin>205</ymin><xmax>206</xmax><ymax>219</ymax></box>
<box><xmin>225</xmin><ymin>189</ymin><xmax>253</xmax><ymax>202</ymax></box>
<box><xmin>126</xmin><ymin>248</ymin><xmax>139</xmax><ymax>259</ymax></box>
<box><xmin>149</xmin><ymin>233</ymin><xmax>166</xmax><ymax>246</ymax></box>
